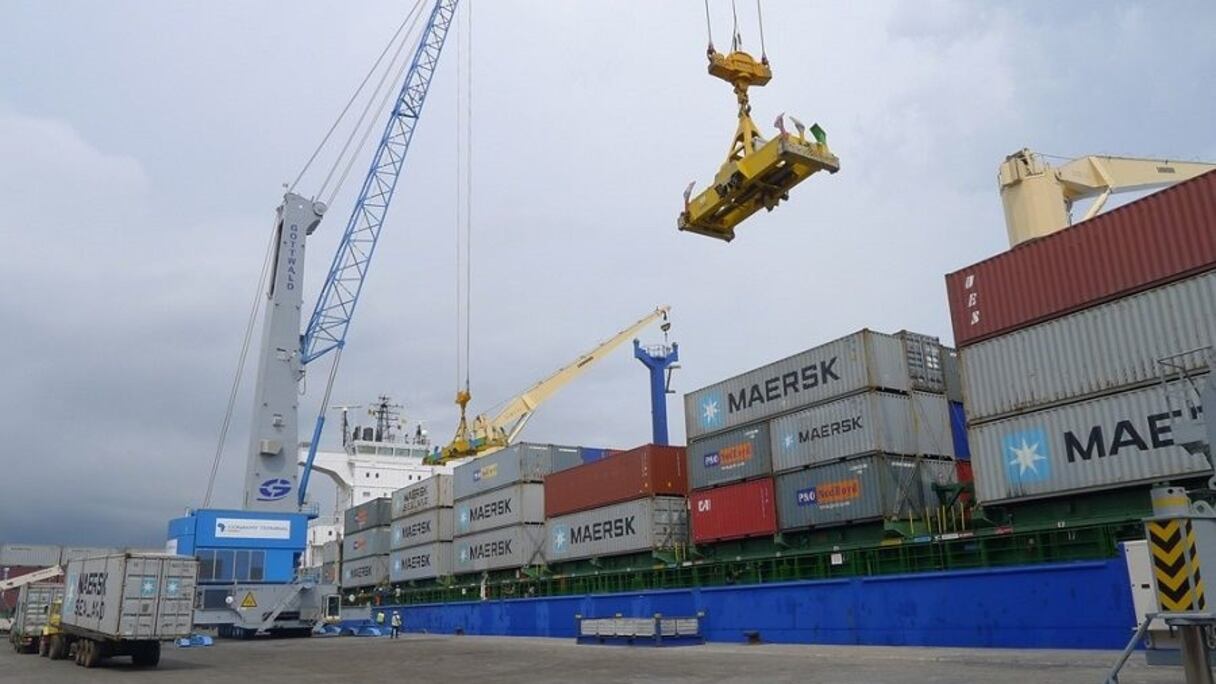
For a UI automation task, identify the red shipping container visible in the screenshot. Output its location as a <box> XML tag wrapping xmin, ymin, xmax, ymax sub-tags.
<box><xmin>690</xmin><ymin>478</ymin><xmax>777</xmax><ymax>544</ymax></box>
<box><xmin>544</xmin><ymin>444</ymin><xmax>687</xmax><ymax>518</ymax></box>
<box><xmin>946</xmin><ymin>171</ymin><xmax>1216</xmax><ymax>347</ymax></box>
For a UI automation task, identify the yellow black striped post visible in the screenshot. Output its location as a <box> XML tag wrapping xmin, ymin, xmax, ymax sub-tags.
<box><xmin>1147</xmin><ymin>518</ymin><xmax>1207</xmax><ymax>613</ymax></box>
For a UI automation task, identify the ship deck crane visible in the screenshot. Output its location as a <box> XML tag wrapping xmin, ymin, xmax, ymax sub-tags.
<box><xmin>678</xmin><ymin>2</ymin><xmax>839</xmax><ymax>242</ymax></box>
<box><xmin>430</xmin><ymin>306</ymin><xmax>671</xmax><ymax>464</ymax></box>
<box><xmin>999</xmin><ymin>148</ymin><xmax>1216</xmax><ymax>247</ymax></box>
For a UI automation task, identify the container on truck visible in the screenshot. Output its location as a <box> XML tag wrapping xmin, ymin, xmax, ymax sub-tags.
<box><xmin>8</xmin><ymin>582</ymin><xmax>62</xmax><ymax>654</ymax></box>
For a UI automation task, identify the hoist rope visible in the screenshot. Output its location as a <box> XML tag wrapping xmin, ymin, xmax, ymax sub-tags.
<box><xmin>702</xmin><ymin>0</ymin><xmax>714</xmax><ymax>48</ymax></box>
<box><xmin>730</xmin><ymin>0</ymin><xmax>741</xmax><ymax>51</ymax></box>
<box><xmin>464</xmin><ymin>1</ymin><xmax>474</xmax><ymax>393</ymax></box>
<box><xmin>454</xmin><ymin>2</ymin><xmax>474</xmax><ymax>395</ymax></box>
<box><xmin>756</xmin><ymin>0</ymin><xmax>767</xmax><ymax>60</ymax></box>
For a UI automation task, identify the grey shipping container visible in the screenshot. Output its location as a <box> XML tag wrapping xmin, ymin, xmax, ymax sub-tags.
<box><xmin>453</xmin><ymin>443</ymin><xmax>575</xmax><ymax>499</ymax></box>
<box><xmin>943</xmin><ymin>348</ymin><xmax>963</xmax><ymax>404</ymax></box>
<box><xmin>321</xmin><ymin>561</ymin><xmax>339</xmax><ymax>585</ymax></box>
<box><xmin>342</xmin><ymin>527</ymin><xmax>391</xmax><ymax>561</ymax></box>
<box><xmin>12</xmin><ymin>582</ymin><xmax>64</xmax><ymax>640</ymax></box>
<box><xmin>549</xmin><ymin>445</ymin><xmax>591</xmax><ymax>474</ymax></box>
<box><xmin>684</xmin><ymin>329</ymin><xmax>946</xmax><ymax>441</ymax></box>
<box><xmin>344</xmin><ymin>497</ymin><xmax>392</xmax><ymax>534</ymax></box>
<box><xmin>390</xmin><ymin>543</ymin><xmax>453</xmax><ymax>583</ymax></box>
<box><xmin>961</xmin><ymin>271</ymin><xmax>1216</xmax><ymax>425</ymax></box>
<box><xmin>452</xmin><ymin>525</ymin><xmax>546</xmax><ymax>574</ymax></box>
<box><xmin>392</xmin><ymin>508</ymin><xmax>456</xmax><ymax>549</ymax></box>
<box><xmin>774</xmin><ymin>455</ymin><xmax>927</xmax><ymax>529</ymax></box>
<box><xmin>687</xmin><ymin>423</ymin><xmax>772</xmax><ymax>490</ymax></box>
<box><xmin>60</xmin><ymin>553</ymin><xmax>198</xmax><ymax>640</ymax></box>
<box><xmin>545</xmin><ymin>497</ymin><xmax>688</xmax><ymax>564</ymax></box>
<box><xmin>769</xmin><ymin>391</ymin><xmax>955</xmax><ymax>472</ymax></box>
<box><xmin>341</xmin><ymin>555</ymin><xmax>390</xmax><ymax>589</ymax></box>
<box><xmin>454</xmin><ymin>483</ymin><xmax>545</xmax><ymax>536</ymax></box>
<box><xmin>60</xmin><ymin>547</ymin><xmax>121</xmax><ymax>563</ymax></box>
<box><xmin>0</xmin><ymin>544</ymin><xmax>62</xmax><ymax>567</ymax></box>
<box><xmin>970</xmin><ymin>379</ymin><xmax>1210</xmax><ymax>504</ymax></box>
<box><xmin>391</xmin><ymin>474</ymin><xmax>454</xmax><ymax>519</ymax></box>
<box><xmin>321</xmin><ymin>540</ymin><xmax>341</xmax><ymax>564</ymax></box>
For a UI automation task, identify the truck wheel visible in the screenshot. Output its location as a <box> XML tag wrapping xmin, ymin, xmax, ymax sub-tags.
<box><xmin>38</xmin><ymin>637</ymin><xmax>49</xmax><ymax>657</ymax></box>
<box><xmin>73</xmin><ymin>639</ymin><xmax>84</xmax><ymax>666</ymax></box>
<box><xmin>48</xmin><ymin>635</ymin><xmax>65</xmax><ymax>660</ymax></box>
<box><xmin>82</xmin><ymin>639</ymin><xmax>102</xmax><ymax>668</ymax></box>
<box><xmin>132</xmin><ymin>641</ymin><xmax>161</xmax><ymax>667</ymax></box>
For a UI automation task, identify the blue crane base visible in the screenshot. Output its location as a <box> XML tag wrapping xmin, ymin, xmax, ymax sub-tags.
<box><xmin>634</xmin><ymin>340</ymin><xmax>679</xmax><ymax>446</ymax></box>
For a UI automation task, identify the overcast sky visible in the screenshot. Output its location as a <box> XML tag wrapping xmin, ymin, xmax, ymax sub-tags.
<box><xmin>2</xmin><ymin>1</ymin><xmax>1214</xmax><ymax>548</ymax></box>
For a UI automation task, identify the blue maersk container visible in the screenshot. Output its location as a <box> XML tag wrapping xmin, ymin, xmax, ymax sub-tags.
<box><xmin>168</xmin><ymin>509</ymin><xmax>308</xmax><ymax>584</ymax></box>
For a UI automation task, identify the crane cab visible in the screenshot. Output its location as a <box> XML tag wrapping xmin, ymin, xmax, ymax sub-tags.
<box><xmin>679</xmin><ymin>50</ymin><xmax>839</xmax><ymax>242</ymax></box>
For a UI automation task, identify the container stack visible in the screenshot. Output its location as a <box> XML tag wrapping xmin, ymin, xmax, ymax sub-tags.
<box><xmin>946</xmin><ymin>171</ymin><xmax>1216</xmax><ymax>505</ymax></box>
<box><xmin>543</xmin><ymin>444</ymin><xmax>689</xmax><ymax>565</ymax></box>
<box><xmin>390</xmin><ymin>474</ymin><xmax>455</xmax><ymax>584</ymax></box>
<box><xmin>319</xmin><ymin>540</ymin><xmax>341</xmax><ymax>584</ymax></box>
<box><xmin>340</xmin><ymin>498</ymin><xmax>391</xmax><ymax>590</ymax></box>
<box><xmin>683</xmin><ymin>329</ymin><xmax>960</xmax><ymax>542</ymax></box>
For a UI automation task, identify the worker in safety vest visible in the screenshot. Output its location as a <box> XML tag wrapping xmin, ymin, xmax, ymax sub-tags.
<box><xmin>375</xmin><ymin>610</ymin><xmax>385</xmax><ymax>629</ymax></box>
<box><xmin>390</xmin><ymin>612</ymin><xmax>402</xmax><ymax>639</ymax></box>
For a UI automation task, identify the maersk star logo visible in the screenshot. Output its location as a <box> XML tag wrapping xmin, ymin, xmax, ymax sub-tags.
<box><xmin>700</xmin><ymin>391</ymin><xmax>725</xmax><ymax>429</ymax></box>
<box><xmin>1003</xmin><ymin>428</ymin><xmax>1051</xmax><ymax>484</ymax></box>
<box><xmin>783</xmin><ymin>433</ymin><xmax>795</xmax><ymax>450</ymax></box>
<box><xmin>458</xmin><ymin>507</ymin><xmax>470</xmax><ymax>531</ymax></box>
<box><xmin>551</xmin><ymin>524</ymin><xmax>569</xmax><ymax>554</ymax></box>
<box><xmin>459</xmin><ymin>547</ymin><xmax>470</xmax><ymax>564</ymax></box>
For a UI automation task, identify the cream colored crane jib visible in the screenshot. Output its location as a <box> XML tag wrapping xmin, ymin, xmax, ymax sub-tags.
<box><xmin>998</xmin><ymin>149</ymin><xmax>1216</xmax><ymax>247</ymax></box>
<box><xmin>0</xmin><ymin>566</ymin><xmax>63</xmax><ymax>592</ymax></box>
<box><xmin>435</xmin><ymin>306</ymin><xmax>672</xmax><ymax>463</ymax></box>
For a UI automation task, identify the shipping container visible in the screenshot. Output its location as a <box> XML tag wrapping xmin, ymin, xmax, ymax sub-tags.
<box><xmin>60</xmin><ymin>547</ymin><xmax>121</xmax><ymax>563</ymax></box>
<box><xmin>769</xmin><ymin>391</ymin><xmax>955</xmax><ymax>472</ymax></box>
<box><xmin>946</xmin><ymin>170</ymin><xmax>1216</xmax><ymax>347</ymax></box>
<box><xmin>943</xmin><ymin>348</ymin><xmax>963</xmax><ymax>403</ymax></box>
<box><xmin>320</xmin><ymin>540</ymin><xmax>341</xmax><ymax>564</ymax></box>
<box><xmin>550</xmin><ymin>446</ymin><xmax>614</xmax><ymax>474</ymax></box>
<box><xmin>342</xmin><ymin>527</ymin><xmax>391</xmax><ymax>561</ymax></box>
<box><xmin>453</xmin><ymin>443</ymin><xmax>578</xmax><ymax>500</ymax></box>
<box><xmin>689</xmin><ymin>478</ymin><xmax>778</xmax><ymax>544</ymax></box>
<box><xmin>545</xmin><ymin>497</ymin><xmax>687</xmax><ymax>564</ymax></box>
<box><xmin>0</xmin><ymin>544</ymin><xmax>62</xmax><ymax>567</ymax></box>
<box><xmin>687</xmin><ymin>423</ymin><xmax>772</xmax><ymax>490</ymax></box>
<box><xmin>451</xmin><ymin>525</ymin><xmax>546</xmax><ymax>574</ymax></box>
<box><xmin>949</xmin><ymin>402</ymin><xmax>970</xmax><ymax>459</ymax></box>
<box><xmin>970</xmin><ymin>380</ymin><xmax>1210</xmax><ymax>504</ymax></box>
<box><xmin>341</xmin><ymin>555</ymin><xmax>390</xmax><ymax>589</ymax></box>
<box><xmin>320</xmin><ymin>561</ymin><xmax>339</xmax><ymax>585</ymax></box>
<box><xmin>919</xmin><ymin>458</ymin><xmax>961</xmax><ymax>508</ymax></box>
<box><xmin>774</xmin><ymin>455</ymin><xmax>927</xmax><ymax>529</ymax></box>
<box><xmin>961</xmin><ymin>271</ymin><xmax>1216</xmax><ymax>424</ymax></box>
<box><xmin>391</xmin><ymin>508</ymin><xmax>455</xmax><ymax>549</ymax></box>
<box><xmin>454</xmin><ymin>483</ymin><xmax>544</xmax><ymax>536</ymax></box>
<box><xmin>60</xmin><ymin>553</ymin><xmax>197</xmax><ymax>640</ymax></box>
<box><xmin>11</xmin><ymin>582</ymin><xmax>63</xmax><ymax>649</ymax></box>
<box><xmin>684</xmin><ymin>329</ymin><xmax>946</xmax><ymax>440</ymax></box>
<box><xmin>545</xmin><ymin>444</ymin><xmax>688</xmax><ymax>518</ymax></box>
<box><xmin>344</xmin><ymin>498</ymin><xmax>392</xmax><ymax>534</ymax></box>
<box><xmin>391</xmin><ymin>474</ymin><xmax>453</xmax><ymax>519</ymax></box>
<box><xmin>390</xmin><ymin>543</ymin><xmax>453</xmax><ymax>583</ymax></box>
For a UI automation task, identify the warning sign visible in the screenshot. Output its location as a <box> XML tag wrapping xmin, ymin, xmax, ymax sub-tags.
<box><xmin>240</xmin><ymin>592</ymin><xmax>258</xmax><ymax>609</ymax></box>
<box><xmin>1148</xmin><ymin>519</ymin><xmax>1207</xmax><ymax>612</ymax></box>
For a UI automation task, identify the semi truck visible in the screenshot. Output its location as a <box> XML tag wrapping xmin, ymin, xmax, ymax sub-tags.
<box><xmin>43</xmin><ymin>552</ymin><xmax>198</xmax><ymax>668</ymax></box>
<box><xmin>8</xmin><ymin>582</ymin><xmax>63</xmax><ymax>654</ymax></box>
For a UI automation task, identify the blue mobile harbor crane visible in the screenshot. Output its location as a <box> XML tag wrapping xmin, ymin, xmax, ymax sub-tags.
<box><xmin>168</xmin><ymin>0</ymin><xmax>460</xmax><ymax>637</ymax></box>
<box><xmin>633</xmin><ymin>314</ymin><xmax>679</xmax><ymax>446</ymax></box>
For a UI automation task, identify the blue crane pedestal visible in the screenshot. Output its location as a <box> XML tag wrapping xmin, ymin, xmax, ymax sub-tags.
<box><xmin>634</xmin><ymin>340</ymin><xmax>679</xmax><ymax>446</ymax></box>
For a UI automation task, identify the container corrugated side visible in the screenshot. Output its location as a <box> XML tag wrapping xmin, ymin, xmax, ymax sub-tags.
<box><xmin>970</xmin><ymin>379</ymin><xmax>1210</xmax><ymax>504</ymax></box>
<box><xmin>545</xmin><ymin>497</ymin><xmax>687</xmax><ymax>564</ymax></box>
<box><xmin>344</xmin><ymin>498</ymin><xmax>392</xmax><ymax>534</ymax></box>
<box><xmin>684</xmin><ymin>329</ymin><xmax>946</xmax><ymax>440</ymax></box>
<box><xmin>946</xmin><ymin>170</ymin><xmax>1216</xmax><ymax>347</ymax></box>
<box><xmin>13</xmin><ymin>583</ymin><xmax>64</xmax><ymax>636</ymax></box>
<box><xmin>544</xmin><ymin>444</ymin><xmax>687</xmax><ymax>518</ymax></box>
<box><xmin>769</xmin><ymin>391</ymin><xmax>954</xmax><ymax>472</ymax></box>
<box><xmin>391</xmin><ymin>475</ymin><xmax>453</xmax><ymax>519</ymax></box>
<box><xmin>390</xmin><ymin>543</ymin><xmax>453</xmax><ymax>583</ymax></box>
<box><xmin>341</xmin><ymin>555</ymin><xmax>389</xmax><ymax>589</ymax></box>
<box><xmin>689</xmin><ymin>478</ymin><xmax>777</xmax><ymax>544</ymax></box>
<box><xmin>0</xmin><ymin>544</ymin><xmax>62</xmax><ymax>567</ymax></box>
<box><xmin>452</xmin><ymin>525</ymin><xmax>546</xmax><ymax>574</ymax></box>
<box><xmin>61</xmin><ymin>553</ymin><xmax>198</xmax><ymax>640</ymax></box>
<box><xmin>391</xmin><ymin>508</ymin><xmax>455</xmax><ymax>549</ymax></box>
<box><xmin>320</xmin><ymin>540</ymin><xmax>341</xmax><ymax>564</ymax></box>
<box><xmin>321</xmin><ymin>561</ymin><xmax>339</xmax><ymax>584</ymax></box>
<box><xmin>961</xmin><ymin>271</ymin><xmax>1216</xmax><ymax>424</ymax></box>
<box><xmin>60</xmin><ymin>547</ymin><xmax>121</xmax><ymax>563</ymax></box>
<box><xmin>342</xmin><ymin>527</ymin><xmax>391</xmax><ymax>561</ymax></box>
<box><xmin>687</xmin><ymin>423</ymin><xmax>772</xmax><ymax>490</ymax></box>
<box><xmin>453</xmin><ymin>483</ymin><xmax>544</xmax><ymax>536</ymax></box>
<box><xmin>774</xmin><ymin>455</ymin><xmax>925</xmax><ymax>529</ymax></box>
<box><xmin>453</xmin><ymin>443</ymin><xmax>569</xmax><ymax>500</ymax></box>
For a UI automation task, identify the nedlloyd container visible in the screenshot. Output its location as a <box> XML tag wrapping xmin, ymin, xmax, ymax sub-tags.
<box><xmin>774</xmin><ymin>455</ymin><xmax>927</xmax><ymax>529</ymax></box>
<box><xmin>961</xmin><ymin>271</ymin><xmax>1216</xmax><ymax>424</ymax></box>
<box><xmin>341</xmin><ymin>554</ymin><xmax>389</xmax><ymax>589</ymax></box>
<box><xmin>454</xmin><ymin>483</ymin><xmax>544</xmax><ymax>536</ymax></box>
<box><xmin>453</xmin><ymin>443</ymin><xmax>573</xmax><ymax>500</ymax></box>
<box><xmin>687</xmin><ymin>423</ymin><xmax>772</xmax><ymax>490</ymax></box>
<box><xmin>392</xmin><ymin>508</ymin><xmax>456</xmax><ymax>549</ymax></box>
<box><xmin>970</xmin><ymin>379</ymin><xmax>1210</xmax><ymax>504</ymax></box>
<box><xmin>344</xmin><ymin>497</ymin><xmax>392</xmax><ymax>534</ymax></box>
<box><xmin>545</xmin><ymin>497</ymin><xmax>688</xmax><ymax>564</ymax></box>
<box><xmin>390</xmin><ymin>543</ymin><xmax>453</xmax><ymax>583</ymax></box>
<box><xmin>391</xmin><ymin>474</ymin><xmax>453</xmax><ymax>519</ymax></box>
<box><xmin>60</xmin><ymin>553</ymin><xmax>198</xmax><ymax>640</ymax></box>
<box><xmin>684</xmin><ymin>329</ymin><xmax>946</xmax><ymax>441</ymax></box>
<box><xmin>689</xmin><ymin>478</ymin><xmax>778</xmax><ymax>544</ymax></box>
<box><xmin>769</xmin><ymin>391</ymin><xmax>955</xmax><ymax>472</ymax></box>
<box><xmin>342</xmin><ymin>527</ymin><xmax>390</xmax><ymax>561</ymax></box>
<box><xmin>451</xmin><ymin>524</ymin><xmax>545</xmax><ymax>574</ymax></box>
<box><xmin>545</xmin><ymin>444</ymin><xmax>688</xmax><ymax>518</ymax></box>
